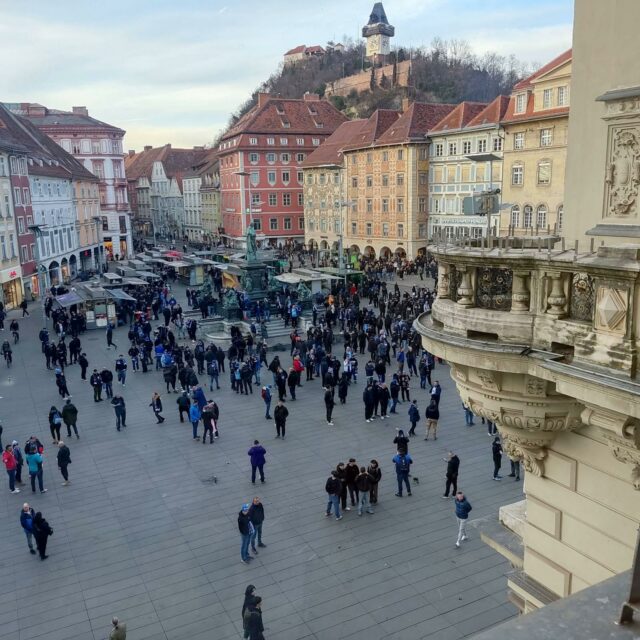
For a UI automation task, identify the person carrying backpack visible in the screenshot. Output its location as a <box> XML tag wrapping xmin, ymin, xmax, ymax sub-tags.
<box><xmin>48</xmin><ymin>406</ymin><xmax>63</xmax><ymax>444</ymax></box>
<box><xmin>392</xmin><ymin>451</ymin><xmax>413</xmax><ymax>497</ymax></box>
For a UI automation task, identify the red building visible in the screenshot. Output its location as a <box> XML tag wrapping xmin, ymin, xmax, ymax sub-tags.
<box><xmin>218</xmin><ymin>93</ymin><xmax>347</xmax><ymax>248</ymax></box>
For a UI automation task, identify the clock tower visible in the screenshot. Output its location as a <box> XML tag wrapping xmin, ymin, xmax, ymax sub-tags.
<box><xmin>362</xmin><ymin>2</ymin><xmax>395</xmax><ymax>65</ymax></box>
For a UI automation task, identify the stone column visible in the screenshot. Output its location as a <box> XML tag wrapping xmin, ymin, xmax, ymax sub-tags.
<box><xmin>457</xmin><ymin>267</ymin><xmax>474</xmax><ymax>307</ymax></box>
<box><xmin>437</xmin><ymin>262</ymin><xmax>450</xmax><ymax>299</ymax></box>
<box><xmin>547</xmin><ymin>273</ymin><xmax>567</xmax><ymax>318</ymax></box>
<box><xmin>511</xmin><ymin>271</ymin><xmax>531</xmax><ymax>314</ymax></box>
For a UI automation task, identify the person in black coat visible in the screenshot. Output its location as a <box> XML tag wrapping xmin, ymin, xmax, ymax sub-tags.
<box><xmin>57</xmin><ymin>441</ymin><xmax>72</xmax><ymax>485</ymax></box>
<box><xmin>443</xmin><ymin>451</ymin><xmax>460</xmax><ymax>498</ymax></box>
<box><xmin>393</xmin><ymin>429</ymin><xmax>409</xmax><ymax>454</ymax></box>
<box><xmin>324</xmin><ymin>388</ymin><xmax>335</xmax><ymax>426</ymax></box>
<box><xmin>244</xmin><ymin>598</ymin><xmax>265</xmax><ymax>640</ymax></box>
<box><xmin>273</xmin><ymin>400</ymin><xmax>288</xmax><ymax>439</ymax></box>
<box><xmin>248</xmin><ymin>497</ymin><xmax>266</xmax><ymax>552</ymax></box>
<box><xmin>32</xmin><ymin>511</ymin><xmax>53</xmax><ymax>560</ymax></box>
<box><xmin>345</xmin><ymin>458</ymin><xmax>359</xmax><ymax>508</ymax></box>
<box><xmin>363</xmin><ymin>384</ymin><xmax>375</xmax><ymax>422</ymax></box>
<box><xmin>492</xmin><ymin>437</ymin><xmax>503</xmax><ymax>480</ymax></box>
<box><xmin>242</xmin><ymin>585</ymin><xmax>259</xmax><ymax>639</ymax></box>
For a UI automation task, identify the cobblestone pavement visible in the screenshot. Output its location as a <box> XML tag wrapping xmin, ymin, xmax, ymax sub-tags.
<box><xmin>0</xmin><ymin>284</ymin><xmax>522</xmax><ymax>640</ymax></box>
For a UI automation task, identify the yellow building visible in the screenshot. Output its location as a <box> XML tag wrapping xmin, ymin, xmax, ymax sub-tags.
<box><xmin>342</xmin><ymin>101</ymin><xmax>455</xmax><ymax>260</ymax></box>
<box><xmin>499</xmin><ymin>50</ymin><xmax>572</xmax><ymax>236</ymax></box>
<box><xmin>427</xmin><ymin>97</ymin><xmax>509</xmax><ymax>239</ymax></box>
<box><xmin>302</xmin><ymin>119</ymin><xmax>366</xmax><ymax>260</ymax></box>
<box><xmin>73</xmin><ymin>177</ymin><xmax>102</xmax><ymax>272</ymax></box>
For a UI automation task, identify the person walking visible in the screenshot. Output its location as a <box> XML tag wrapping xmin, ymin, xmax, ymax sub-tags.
<box><xmin>248</xmin><ymin>496</ymin><xmax>266</xmax><ymax>552</ymax></box>
<box><xmin>2</xmin><ymin>444</ymin><xmax>20</xmax><ymax>494</ymax></box>
<box><xmin>90</xmin><ymin>369</ymin><xmax>103</xmax><ymax>402</ymax></box>
<box><xmin>238</xmin><ymin>503</ymin><xmax>254</xmax><ymax>564</ymax></box>
<box><xmin>109</xmin><ymin>617</ymin><xmax>127</xmax><ymax>640</ymax></box>
<box><xmin>26</xmin><ymin>447</ymin><xmax>46</xmax><ymax>494</ymax></box>
<box><xmin>324</xmin><ymin>470</ymin><xmax>342</xmax><ymax>520</ymax></box>
<box><xmin>78</xmin><ymin>352</ymin><xmax>89</xmax><ymax>380</ymax></box>
<box><xmin>61</xmin><ymin>399</ymin><xmax>80</xmax><ymax>439</ymax></box>
<box><xmin>11</xmin><ymin>440</ymin><xmax>24</xmax><ymax>486</ymax></box>
<box><xmin>462</xmin><ymin>402</ymin><xmax>475</xmax><ymax>426</ymax></box>
<box><xmin>363</xmin><ymin>383</ymin><xmax>375</xmax><ymax>423</ymax></box>
<box><xmin>242</xmin><ymin>586</ymin><xmax>259</xmax><ymax>639</ymax></box>
<box><xmin>106</xmin><ymin>322</ymin><xmax>117</xmax><ymax>350</ymax></box>
<box><xmin>508</xmin><ymin>456</ymin><xmax>521</xmax><ymax>481</ymax></box>
<box><xmin>492</xmin><ymin>436</ymin><xmax>503</xmax><ymax>480</ymax></box>
<box><xmin>356</xmin><ymin>466</ymin><xmax>374</xmax><ymax>515</ymax></box>
<box><xmin>57</xmin><ymin>441</ymin><xmax>71</xmax><ymax>486</ymax></box>
<box><xmin>101</xmin><ymin>367</ymin><xmax>114</xmax><ymax>399</ymax></box>
<box><xmin>150</xmin><ymin>392</ymin><xmax>165</xmax><ymax>423</ymax></box>
<box><xmin>248</xmin><ymin>441</ymin><xmax>266</xmax><ymax>484</ymax></box>
<box><xmin>424</xmin><ymin>398</ymin><xmax>440</xmax><ymax>441</ymax></box>
<box><xmin>47</xmin><ymin>406</ymin><xmax>62</xmax><ymax>444</ymax></box>
<box><xmin>32</xmin><ymin>511</ymin><xmax>53</xmax><ymax>560</ymax></box>
<box><xmin>367</xmin><ymin>460</ymin><xmax>381</xmax><ymax>505</ymax></box>
<box><xmin>111</xmin><ymin>395</ymin><xmax>127</xmax><ymax>431</ymax></box>
<box><xmin>176</xmin><ymin>391</ymin><xmax>190</xmax><ymax>423</ymax></box>
<box><xmin>261</xmin><ymin>385</ymin><xmax>272</xmax><ymax>420</ymax></box>
<box><xmin>392</xmin><ymin>450</ymin><xmax>412</xmax><ymax>497</ymax></box>
<box><xmin>431</xmin><ymin>380</ymin><xmax>442</xmax><ymax>407</ymax></box>
<box><xmin>442</xmin><ymin>451</ymin><xmax>460</xmax><ymax>498</ymax></box>
<box><xmin>454</xmin><ymin>491</ymin><xmax>472</xmax><ymax>548</ymax></box>
<box><xmin>273</xmin><ymin>400</ymin><xmax>288</xmax><ymax>439</ymax></box>
<box><xmin>189</xmin><ymin>401</ymin><xmax>201</xmax><ymax>440</ymax></box>
<box><xmin>324</xmin><ymin>387</ymin><xmax>335</xmax><ymax>426</ymax></box>
<box><xmin>201</xmin><ymin>404</ymin><xmax>215</xmax><ymax>444</ymax></box>
<box><xmin>20</xmin><ymin>503</ymin><xmax>36</xmax><ymax>554</ymax></box>
<box><xmin>115</xmin><ymin>354</ymin><xmax>127</xmax><ymax>386</ymax></box>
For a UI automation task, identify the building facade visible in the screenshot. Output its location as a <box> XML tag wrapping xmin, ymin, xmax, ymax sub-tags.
<box><xmin>499</xmin><ymin>51</ymin><xmax>572</xmax><ymax>236</ymax></box>
<box><xmin>182</xmin><ymin>175</ymin><xmax>202</xmax><ymax>242</ymax></box>
<box><xmin>218</xmin><ymin>93</ymin><xmax>347</xmax><ymax>249</ymax></box>
<box><xmin>0</xmin><ymin>150</ymin><xmax>24</xmax><ymax>307</ymax></box>
<box><xmin>6</xmin><ymin>103</ymin><xmax>131</xmax><ymax>259</ymax></box>
<box><xmin>198</xmin><ymin>156</ymin><xmax>220</xmax><ymax>243</ymax></box>
<box><xmin>427</xmin><ymin>97</ymin><xmax>509</xmax><ymax>239</ymax></box>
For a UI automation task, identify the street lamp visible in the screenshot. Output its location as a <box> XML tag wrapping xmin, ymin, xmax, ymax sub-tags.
<box><xmin>335</xmin><ymin>199</ymin><xmax>357</xmax><ymax>271</ymax></box>
<box><xmin>465</xmin><ymin>151</ymin><xmax>502</xmax><ymax>238</ymax></box>
<box><xmin>235</xmin><ymin>170</ymin><xmax>264</xmax><ymax>247</ymax></box>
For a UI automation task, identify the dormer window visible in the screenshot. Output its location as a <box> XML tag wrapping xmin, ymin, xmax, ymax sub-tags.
<box><xmin>315</xmin><ymin>122</ymin><xmax>324</xmax><ymax>129</ymax></box>
<box><xmin>275</xmin><ymin>104</ymin><xmax>285</xmax><ymax>115</ymax></box>
<box><xmin>281</xmin><ymin>118</ymin><xmax>291</xmax><ymax>128</ymax></box>
<box><xmin>515</xmin><ymin>93</ymin><xmax>526</xmax><ymax>114</ymax></box>
<box><xmin>307</xmin><ymin>106</ymin><xmax>318</xmax><ymax>116</ymax></box>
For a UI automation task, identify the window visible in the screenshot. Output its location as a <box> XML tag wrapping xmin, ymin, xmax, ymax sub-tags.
<box><xmin>351</xmin><ymin>177</ymin><xmax>358</xmax><ymax>188</ymax></box>
<box><xmin>511</xmin><ymin>165</ymin><xmax>524</xmax><ymax>186</ymax></box>
<box><xmin>299</xmin><ymin>217</ymin><xmax>305</xmax><ymax>230</ymax></box>
<box><xmin>351</xmin><ymin>155</ymin><xmax>357</xmax><ymax>165</ymax></box>
<box><xmin>266</xmin><ymin>137</ymin><xmax>275</xmax><ymax>146</ymax></box>
<box><xmin>250</xmin><ymin>171</ymin><xmax>259</xmax><ymax>187</ymax></box>
<box><xmin>267</xmin><ymin>171</ymin><xmax>276</xmax><ymax>185</ymax></box>
<box><xmin>3</xmin><ymin>195</ymin><xmax>8</xmax><ymax>217</ymax></box>
<box><xmin>382</xmin><ymin>174</ymin><xmax>389</xmax><ymax>187</ymax></box>
<box><xmin>462</xmin><ymin>140</ymin><xmax>471</xmax><ymax>154</ymax></box>
<box><xmin>366</xmin><ymin>222</ymin><xmax>372</xmax><ymax>236</ymax></box>
<box><xmin>523</xmin><ymin>205</ymin><xmax>533</xmax><ymax>228</ymax></box>
<box><xmin>540</xmin><ymin>129</ymin><xmax>553</xmax><ymax>147</ymax></box>
<box><xmin>268</xmin><ymin>193</ymin><xmax>277</xmax><ymax>206</ymax></box>
<box><xmin>351</xmin><ymin>222</ymin><xmax>357</xmax><ymax>235</ymax></box>
<box><xmin>434</xmin><ymin>143</ymin><xmax>443</xmax><ymax>157</ymax></box>
<box><xmin>296</xmin><ymin>153</ymin><xmax>305</xmax><ymax>162</ymax></box>
<box><xmin>269</xmin><ymin>218</ymin><xmax>278</xmax><ymax>230</ymax></box>
<box><xmin>22</xmin><ymin>188</ymin><xmax>30</xmax><ymax>205</ymax></box>
<box><xmin>312</xmin><ymin>138</ymin><xmax>320</xmax><ymax>146</ymax></box>
<box><xmin>298</xmin><ymin>193</ymin><xmax>304</xmax><ymax>206</ymax></box>
<box><xmin>510</xmin><ymin>205</ymin><xmax>520</xmax><ymax>228</ymax></box>
<box><xmin>72</xmin><ymin>142</ymin><xmax>81</xmax><ymax>154</ymax></box>
<box><xmin>253</xmin><ymin>218</ymin><xmax>262</xmax><ymax>231</ymax></box>
<box><xmin>13</xmin><ymin>187</ymin><xmax>20</xmax><ymax>205</ymax></box>
<box><xmin>248</xmin><ymin>136</ymin><xmax>258</xmax><ymax>145</ymax></box>
<box><xmin>493</xmin><ymin>137</ymin><xmax>503</xmax><ymax>152</ymax></box>
<box><xmin>397</xmin><ymin>149</ymin><xmax>404</xmax><ymax>160</ymax></box>
<box><xmin>537</xmin><ymin>161</ymin><xmax>551</xmax><ymax>185</ymax></box>
<box><xmin>543</xmin><ymin>88</ymin><xmax>553</xmax><ymax>109</ymax></box>
<box><xmin>366</xmin><ymin>199</ymin><xmax>373</xmax><ymax>213</ymax></box>
<box><xmin>297</xmin><ymin>171</ymin><xmax>303</xmax><ymax>184</ymax></box>
<box><xmin>266</xmin><ymin>152</ymin><xmax>276</xmax><ymax>164</ymax></box>
<box><xmin>419</xmin><ymin>148</ymin><xmax>428</xmax><ymax>160</ymax></box>
<box><xmin>282</xmin><ymin>171</ymin><xmax>290</xmax><ymax>184</ymax></box>
<box><xmin>281</xmin><ymin>153</ymin><xmax>290</xmax><ymax>163</ymax></box>
<box><xmin>397</xmin><ymin>223</ymin><xmax>404</xmax><ymax>237</ymax></box>
<box><xmin>419</xmin><ymin>197</ymin><xmax>427</xmax><ymax>213</ymax></box>
<box><xmin>284</xmin><ymin>217</ymin><xmax>292</xmax><ymax>230</ymax></box>
<box><xmin>307</xmin><ymin>219</ymin><xmax>314</xmax><ymax>232</ymax></box>
<box><xmin>382</xmin><ymin>151</ymin><xmax>389</xmax><ymax>161</ymax></box>
<box><xmin>396</xmin><ymin>173</ymin><xmax>404</xmax><ymax>186</ymax></box>
<box><xmin>319</xmin><ymin>173</ymin><xmax>326</xmax><ymax>185</ymax></box>
<box><xmin>366</xmin><ymin>175</ymin><xmax>373</xmax><ymax>187</ymax></box>
<box><xmin>251</xmin><ymin>193</ymin><xmax>260</xmax><ymax>206</ymax></box>
<box><xmin>397</xmin><ymin>197</ymin><xmax>404</xmax><ymax>213</ymax></box>
<box><xmin>278</xmin><ymin>138</ymin><xmax>288</xmax><ymax>146</ymax></box>
<box><xmin>514</xmin><ymin>132</ymin><xmax>525</xmax><ymax>150</ymax></box>
<box><xmin>333</xmin><ymin>172</ymin><xmax>339</xmax><ymax>184</ymax></box>
<box><xmin>536</xmin><ymin>205</ymin><xmax>547</xmax><ymax>228</ymax></box>
<box><xmin>18</xmin><ymin>218</ymin><xmax>25</xmax><ymax>234</ymax></box>
<box><xmin>515</xmin><ymin>93</ymin><xmax>526</xmax><ymax>113</ymax></box>
<box><xmin>0</xmin><ymin>237</ymin><xmax>5</xmax><ymax>260</ymax></box>
<box><xmin>366</xmin><ymin>152</ymin><xmax>372</xmax><ymax>163</ymax></box>
<box><xmin>283</xmin><ymin>193</ymin><xmax>291</xmax><ymax>206</ymax></box>
<box><xmin>448</xmin><ymin>142</ymin><xmax>457</xmax><ymax>156</ymax></box>
<box><xmin>306</xmin><ymin>174</ymin><xmax>313</xmax><ymax>185</ymax></box>
<box><xmin>419</xmin><ymin>172</ymin><xmax>427</xmax><ymax>185</ymax></box>
<box><xmin>0</xmin><ymin>157</ymin><xmax>6</xmax><ymax>176</ymax></box>
<box><xmin>382</xmin><ymin>199</ymin><xmax>389</xmax><ymax>213</ymax></box>
<box><xmin>477</xmin><ymin>139</ymin><xmax>487</xmax><ymax>153</ymax></box>
<box><xmin>557</xmin><ymin>205</ymin><xmax>564</xmax><ymax>231</ymax></box>
<box><xmin>249</xmin><ymin>153</ymin><xmax>259</xmax><ymax>164</ymax></box>
<box><xmin>296</xmin><ymin>138</ymin><xmax>304</xmax><ymax>146</ymax></box>
<box><xmin>21</xmin><ymin>245</ymin><xmax>28</xmax><ymax>264</ymax></box>
<box><xmin>382</xmin><ymin>223</ymin><xmax>389</xmax><ymax>237</ymax></box>
<box><xmin>557</xmin><ymin>86</ymin><xmax>568</xmax><ymax>106</ymax></box>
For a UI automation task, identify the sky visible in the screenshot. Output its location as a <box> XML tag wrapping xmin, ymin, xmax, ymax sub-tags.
<box><xmin>0</xmin><ymin>0</ymin><xmax>573</xmax><ymax>151</ymax></box>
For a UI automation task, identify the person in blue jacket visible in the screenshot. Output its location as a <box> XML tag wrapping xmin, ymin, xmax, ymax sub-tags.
<box><xmin>189</xmin><ymin>402</ymin><xmax>201</xmax><ymax>440</ymax></box>
<box><xmin>454</xmin><ymin>491</ymin><xmax>473</xmax><ymax>548</ymax></box>
<box><xmin>392</xmin><ymin>451</ymin><xmax>412</xmax><ymax>497</ymax></box>
<box><xmin>248</xmin><ymin>440</ymin><xmax>266</xmax><ymax>484</ymax></box>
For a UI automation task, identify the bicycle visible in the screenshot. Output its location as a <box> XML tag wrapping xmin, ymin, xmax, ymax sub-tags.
<box><xmin>3</xmin><ymin>350</ymin><xmax>12</xmax><ymax>368</ymax></box>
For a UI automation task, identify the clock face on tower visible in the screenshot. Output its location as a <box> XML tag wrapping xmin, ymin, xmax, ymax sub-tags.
<box><xmin>380</xmin><ymin>35</ymin><xmax>390</xmax><ymax>55</ymax></box>
<box><xmin>366</xmin><ymin>34</ymin><xmax>380</xmax><ymax>57</ymax></box>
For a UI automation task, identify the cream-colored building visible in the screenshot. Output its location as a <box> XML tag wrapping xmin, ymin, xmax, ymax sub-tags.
<box><xmin>342</xmin><ymin>101</ymin><xmax>455</xmax><ymax>260</ymax></box>
<box><xmin>499</xmin><ymin>51</ymin><xmax>572</xmax><ymax>237</ymax></box>
<box><xmin>199</xmin><ymin>156</ymin><xmax>220</xmax><ymax>243</ymax></box>
<box><xmin>416</xmin><ymin>0</ymin><xmax>640</xmax><ymax>619</ymax></box>
<box><xmin>427</xmin><ymin>97</ymin><xmax>508</xmax><ymax>239</ymax></box>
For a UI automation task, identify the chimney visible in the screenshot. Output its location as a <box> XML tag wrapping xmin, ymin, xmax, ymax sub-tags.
<box><xmin>27</xmin><ymin>103</ymin><xmax>46</xmax><ymax>117</ymax></box>
<box><xmin>144</xmin><ymin>145</ymin><xmax>152</xmax><ymax>152</ymax></box>
<box><xmin>72</xmin><ymin>106</ymin><xmax>89</xmax><ymax>116</ymax></box>
<box><xmin>128</xmin><ymin>150</ymin><xmax>136</xmax><ymax>157</ymax></box>
<box><xmin>257</xmin><ymin>92</ymin><xmax>270</xmax><ymax>108</ymax></box>
<box><xmin>402</xmin><ymin>98</ymin><xmax>411</xmax><ymax>112</ymax></box>
<box><xmin>303</xmin><ymin>92</ymin><xmax>320</xmax><ymax>102</ymax></box>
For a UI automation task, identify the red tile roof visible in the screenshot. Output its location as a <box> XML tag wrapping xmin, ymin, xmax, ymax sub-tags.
<box><xmin>284</xmin><ymin>45</ymin><xmax>306</xmax><ymax>56</ymax></box>
<box><xmin>501</xmin><ymin>93</ymin><xmax>569</xmax><ymax>124</ymax></box>
<box><xmin>465</xmin><ymin>95</ymin><xmax>510</xmax><ymax>128</ymax></box>
<box><xmin>342</xmin><ymin>109</ymin><xmax>402</xmax><ymax>151</ymax></box>
<box><xmin>125</xmin><ymin>144</ymin><xmax>209</xmax><ymax>188</ymax></box>
<box><xmin>302</xmin><ymin>119</ymin><xmax>368</xmax><ymax>168</ymax></box>
<box><xmin>221</xmin><ymin>96</ymin><xmax>347</xmax><ymax>140</ymax></box>
<box><xmin>375</xmin><ymin>102</ymin><xmax>457</xmax><ymax>145</ymax></box>
<box><xmin>513</xmin><ymin>48</ymin><xmax>572</xmax><ymax>90</ymax></box>
<box><xmin>429</xmin><ymin>101</ymin><xmax>488</xmax><ymax>133</ymax></box>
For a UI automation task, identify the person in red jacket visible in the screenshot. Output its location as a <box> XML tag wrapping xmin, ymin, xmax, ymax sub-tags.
<box><xmin>2</xmin><ymin>444</ymin><xmax>20</xmax><ymax>494</ymax></box>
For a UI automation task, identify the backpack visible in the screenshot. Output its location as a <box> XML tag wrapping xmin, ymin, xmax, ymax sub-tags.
<box><xmin>397</xmin><ymin>455</ymin><xmax>409</xmax><ymax>473</ymax></box>
<box><xmin>53</xmin><ymin>412</ymin><xmax>62</xmax><ymax>425</ymax></box>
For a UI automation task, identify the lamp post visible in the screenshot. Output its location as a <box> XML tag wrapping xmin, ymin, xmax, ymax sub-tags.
<box><xmin>335</xmin><ymin>199</ymin><xmax>357</xmax><ymax>271</ymax></box>
<box><xmin>235</xmin><ymin>171</ymin><xmax>264</xmax><ymax>248</ymax></box>
<box><xmin>28</xmin><ymin>224</ymin><xmax>49</xmax><ymax>327</ymax></box>
<box><xmin>464</xmin><ymin>151</ymin><xmax>502</xmax><ymax>238</ymax></box>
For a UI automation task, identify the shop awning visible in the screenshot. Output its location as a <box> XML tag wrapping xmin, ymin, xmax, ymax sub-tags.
<box><xmin>108</xmin><ymin>289</ymin><xmax>137</xmax><ymax>302</ymax></box>
<box><xmin>136</xmin><ymin>270</ymin><xmax>161</xmax><ymax>279</ymax></box>
<box><xmin>55</xmin><ymin>291</ymin><xmax>85</xmax><ymax>307</ymax></box>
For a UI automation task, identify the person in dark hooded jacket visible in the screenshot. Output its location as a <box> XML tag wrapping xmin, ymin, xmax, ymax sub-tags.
<box><xmin>242</xmin><ymin>585</ymin><xmax>259</xmax><ymax>639</ymax></box>
<box><xmin>32</xmin><ymin>511</ymin><xmax>53</xmax><ymax>560</ymax></box>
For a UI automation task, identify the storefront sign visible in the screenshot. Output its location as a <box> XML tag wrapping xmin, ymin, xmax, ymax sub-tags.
<box><xmin>0</xmin><ymin>266</ymin><xmax>22</xmax><ymax>284</ymax></box>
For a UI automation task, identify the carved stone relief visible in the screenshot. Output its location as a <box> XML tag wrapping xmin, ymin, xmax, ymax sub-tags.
<box><xmin>604</xmin><ymin>124</ymin><xmax>640</xmax><ymax>219</ymax></box>
<box><xmin>594</xmin><ymin>286</ymin><xmax>628</xmax><ymax>334</ymax></box>
<box><xmin>524</xmin><ymin>375</ymin><xmax>546</xmax><ymax>397</ymax></box>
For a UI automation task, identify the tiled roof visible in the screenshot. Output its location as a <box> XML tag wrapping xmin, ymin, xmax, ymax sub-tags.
<box><xmin>302</xmin><ymin>119</ymin><xmax>368</xmax><ymax>168</ymax></box>
<box><xmin>375</xmin><ymin>102</ymin><xmax>457</xmax><ymax>145</ymax></box>
<box><xmin>513</xmin><ymin>48</ymin><xmax>572</xmax><ymax>90</ymax></box>
<box><xmin>4</xmin><ymin>103</ymin><xmax>125</xmax><ymax>134</ymax></box>
<box><xmin>125</xmin><ymin>145</ymin><xmax>209</xmax><ymax>188</ymax></box>
<box><xmin>341</xmin><ymin>109</ymin><xmax>402</xmax><ymax>151</ymax></box>
<box><xmin>429</xmin><ymin>101</ymin><xmax>488</xmax><ymax>133</ymax></box>
<box><xmin>0</xmin><ymin>103</ymin><xmax>97</xmax><ymax>181</ymax></box>
<box><xmin>501</xmin><ymin>92</ymin><xmax>569</xmax><ymax>124</ymax></box>
<box><xmin>284</xmin><ymin>45</ymin><xmax>306</xmax><ymax>56</ymax></box>
<box><xmin>465</xmin><ymin>95</ymin><xmax>510</xmax><ymax>128</ymax></box>
<box><xmin>221</xmin><ymin>96</ymin><xmax>348</xmax><ymax>140</ymax></box>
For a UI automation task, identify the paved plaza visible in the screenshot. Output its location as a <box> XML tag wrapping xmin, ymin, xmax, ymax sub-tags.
<box><xmin>0</xmin><ymin>285</ymin><xmax>522</xmax><ymax>640</ymax></box>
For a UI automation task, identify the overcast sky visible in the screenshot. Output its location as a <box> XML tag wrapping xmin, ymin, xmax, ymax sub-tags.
<box><xmin>0</xmin><ymin>0</ymin><xmax>573</xmax><ymax>151</ymax></box>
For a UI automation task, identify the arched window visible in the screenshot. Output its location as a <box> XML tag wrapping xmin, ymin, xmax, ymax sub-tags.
<box><xmin>523</xmin><ymin>205</ymin><xmax>533</xmax><ymax>228</ymax></box>
<box><xmin>557</xmin><ymin>205</ymin><xmax>564</xmax><ymax>231</ymax></box>
<box><xmin>510</xmin><ymin>205</ymin><xmax>520</xmax><ymax>228</ymax></box>
<box><xmin>536</xmin><ymin>204</ymin><xmax>547</xmax><ymax>229</ymax></box>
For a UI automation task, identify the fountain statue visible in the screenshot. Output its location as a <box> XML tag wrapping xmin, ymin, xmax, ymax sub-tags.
<box><xmin>246</xmin><ymin>222</ymin><xmax>258</xmax><ymax>262</ymax></box>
